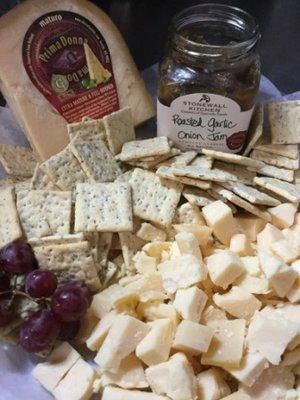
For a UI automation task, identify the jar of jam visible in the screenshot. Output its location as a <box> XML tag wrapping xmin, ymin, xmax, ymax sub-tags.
<box><xmin>157</xmin><ymin>4</ymin><xmax>261</xmax><ymax>153</ymax></box>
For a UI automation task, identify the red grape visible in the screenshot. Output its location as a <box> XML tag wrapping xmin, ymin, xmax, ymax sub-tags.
<box><xmin>61</xmin><ymin>281</ymin><xmax>92</xmax><ymax>305</ymax></box>
<box><xmin>51</xmin><ymin>285</ymin><xmax>89</xmax><ymax>322</ymax></box>
<box><xmin>0</xmin><ymin>241</ymin><xmax>36</xmax><ymax>276</ymax></box>
<box><xmin>58</xmin><ymin>320</ymin><xmax>81</xmax><ymax>341</ymax></box>
<box><xmin>19</xmin><ymin>309</ymin><xmax>60</xmax><ymax>353</ymax></box>
<box><xmin>25</xmin><ymin>269</ymin><xmax>57</xmax><ymax>298</ymax></box>
<box><xmin>0</xmin><ymin>298</ymin><xmax>14</xmax><ymax>327</ymax></box>
<box><xmin>0</xmin><ymin>273</ymin><xmax>10</xmax><ymax>292</ymax></box>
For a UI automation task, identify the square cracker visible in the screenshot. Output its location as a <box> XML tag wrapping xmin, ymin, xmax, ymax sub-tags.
<box><xmin>190</xmin><ymin>155</ymin><xmax>213</xmax><ymax>169</ymax></box>
<box><xmin>254</xmin><ymin>143</ymin><xmax>299</xmax><ymax>160</ymax></box>
<box><xmin>202</xmin><ymin>148</ymin><xmax>265</xmax><ymax>168</ymax></box>
<box><xmin>156</xmin><ymin>151</ymin><xmax>197</xmax><ymax>168</ymax></box>
<box><xmin>129</xmin><ymin>168</ymin><xmax>182</xmax><ymax>227</ymax></box>
<box><xmin>0</xmin><ymin>187</ymin><xmax>22</xmax><ymax>248</ymax></box>
<box><xmin>117</xmin><ymin>137</ymin><xmax>170</xmax><ymax>162</ymax></box>
<box><xmin>250</xmin><ymin>149</ymin><xmax>299</xmax><ymax>170</ymax></box>
<box><xmin>67</xmin><ymin>118</ymin><xmax>105</xmax><ymax>141</ymax></box>
<box><xmin>242</xmin><ymin>104</ymin><xmax>264</xmax><ymax>156</ymax></box>
<box><xmin>31</xmin><ymin>164</ymin><xmax>57</xmax><ymax>190</ymax></box>
<box><xmin>28</xmin><ymin>233</ymin><xmax>85</xmax><ymax>247</ymax></box>
<box><xmin>103</xmin><ymin>108</ymin><xmax>136</xmax><ymax>155</ymax></box>
<box><xmin>156</xmin><ymin>166</ymin><xmax>211</xmax><ymax>190</ymax></box>
<box><xmin>70</xmin><ymin>137</ymin><xmax>121</xmax><ymax>182</ymax></box>
<box><xmin>248</xmin><ymin>164</ymin><xmax>294</xmax><ymax>183</ymax></box>
<box><xmin>182</xmin><ymin>187</ymin><xmax>215</xmax><ymax>207</ymax></box>
<box><xmin>170</xmin><ymin>165</ymin><xmax>238</xmax><ymax>182</ymax></box>
<box><xmin>42</xmin><ymin>146</ymin><xmax>88</xmax><ymax>191</ymax></box>
<box><xmin>74</xmin><ymin>182</ymin><xmax>133</xmax><ymax>232</ymax></box>
<box><xmin>33</xmin><ymin>241</ymin><xmax>101</xmax><ymax>291</ymax></box>
<box><xmin>254</xmin><ymin>177</ymin><xmax>300</xmax><ymax>203</ymax></box>
<box><xmin>0</xmin><ymin>143</ymin><xmax>37</xmax><ymax>177</ymax></box>
<box><xmin>214</xmin><ymin>161</ymin><xmax>256</xmax><ymax>185</ymax></box>
<box><xmin>17</xmin><ymin>190</ymin><xmax>72</xmax><ymax>239</ymax></box>
<box><xmin>128</xmin><ymin>148</ymin><xmax>181</xmax><ymax>169</ymax></box>
<box><xmin>268</xmin><ymin>100</ymin><xmax>300</xmax><ymax>144</ymax></box>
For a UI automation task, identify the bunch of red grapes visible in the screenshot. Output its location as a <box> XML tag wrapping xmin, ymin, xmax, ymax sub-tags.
<box><xmin>0</xmin><ymin>240</ymin><xmax>91</xmax><ymax>353</ymax></box>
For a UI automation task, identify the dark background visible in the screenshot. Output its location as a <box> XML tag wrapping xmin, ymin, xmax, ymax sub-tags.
<box><xmin>1</xmin><ymin>0</ymin><xmax>300</xmax><ymax>93</ymax></box>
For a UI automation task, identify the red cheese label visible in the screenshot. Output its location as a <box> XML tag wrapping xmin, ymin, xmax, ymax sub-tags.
<box><xmin>22</xmin><ymin>11</ymin><xmax>119</xmax><ymax>123</ymax></box>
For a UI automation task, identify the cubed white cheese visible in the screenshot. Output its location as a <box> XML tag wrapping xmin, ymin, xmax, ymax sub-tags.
<box><xmin>173</xmin><ymin>286</ymin><xmax>207</xmax><ymax>322</ymax></box>
<box><xmin>240</xmin><ymin>256</ymin><xmax>261</xmax><ymax>276</ymax></box>
<box><xmin>86</xmin><ymin>310</ymin><xmax>119</xmax><ymax>351</ymax></box>
<box><xmin>201</xmin><ymin>305</ymin><xmax>227</xmax><ymax>326</ymax></box>
<box><xmin>236</xmin><ymin>214</ymin><xmax>267</xmax><ymax>242</ymax></box>
<box><xmin>133</xmin><ymin>251</ymin><xmax>157</xmax><ymax>274</ymax></box>
<box><xmin>175</xmin><ymin>231</ymin><xmax>202</xmax><ymax>260</ymax></box>
<box><xmin>197</xmin><ymin>368</ymin><xmax>231</xmax><ymax>400</ymax></box>
<box><xmin>137</xmin><ymin>223</ymin><xmax>167</xmax><ymax>242</ymax></box>
<box><xmin>202</xmin><ymin>200</ymin><xmax>239</xmax><ymax>245</ymax></box>
<box><xmin>201</xmin><ymin>319</ymin><xmax>246</xmax><ymax>368</ymax></box>
<box><xmin>173</xmin><ymin>320</ymin><xmax>214</xmax><ymax>355</ymax></box>
<box><xmin>143</xmin><ymin>242</ymin><xmax>172</xmax><ymax>261</ymax></box>
<box><xmin>256</xmin><ymin>223</ymin><xmax>284</xmax><ymax>254</ymax></box>
<box><xmin>235</xmin><ymin>274</ymin><xmax>270</xmax><ymax>295</ymax></box>
<box><xmin>136</xmin><ymin>301</ymin><xmax>179</xmax><ymax>326</ymax></box>
<box><xmin>173</xmin><ymin>224</ymin><xmax>212</xmax><ymax>245</ymax></box>
<box><xmin>287</xmin><ymin>284</ymin><xmax>300</xmax><ymax>303</ymax></box>
<box><xmin>230</xmin><ymin>233</ymin><xmax>253</xmax><ymax>256</ymax></box>
<box><xmin>102</xmin><ymin>386</ymin><xmax>170</xmax><ymax>400</ymax></box>
<box><xmin>94</xmin><ymin>315</ymin><xmax>150</xmax><ymax>372</ymax></box>
<box><xmin>175</xmin><ymin>202</ymin><xmax>205</xmax><ymax>225</ymax></box>
<box><xmin>271</xmin><ymin>239</ymin><xmax>298</xmax><ymax>264</ymax></box>
<box><xmin>145</xmin><ymin>352</ymin><xmax>198</xmax><ymax>400</ymax></box>
<box><xmin>213</xmin><ymin>287</ymin><xmax>261</xmax><ymax>320</ymax></box>
<box><xmin>206</xmin><ymin>250</ymin><xmax>245</xmax><ymax>289</ymax></box>
<box><xmin>136</xmin><ymin>318</ymin><xmax>175</xmax><ymax>366</ymax></box>
<box><xmin>268</xmin><ymin>203</ymin><xmax>297</xmax><ymax>229</ymax></box>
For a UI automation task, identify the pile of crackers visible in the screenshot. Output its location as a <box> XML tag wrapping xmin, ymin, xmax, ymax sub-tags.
<box><xmin>0</xmin><ymin>101</ymin><xmax>299</xmax><ymax>295</ymax></box>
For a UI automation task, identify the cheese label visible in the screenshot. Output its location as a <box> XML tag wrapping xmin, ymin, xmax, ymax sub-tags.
<box><xmin>22</xmin><ymin>11</ymin><xmax>119</xmax><ymax>123</ymax></box>
<box><xmin>157</xmin><ymin>93</ymin><xmax>254</xmax><ymax>153</ymax></box>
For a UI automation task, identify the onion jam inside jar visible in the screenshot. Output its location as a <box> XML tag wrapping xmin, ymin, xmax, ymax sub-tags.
<box><xmin>157</xmin><ymin>4</ymin><xmax>261</xmax><ymax>153</ymax></box>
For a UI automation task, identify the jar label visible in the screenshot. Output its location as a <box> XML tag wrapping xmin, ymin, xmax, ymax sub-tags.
<box><xmin>157</xmin><ymin>93</ymin><xmax>254</xmax><ymax>153</ymax></box>
<box><xmin>22</xmin><ymin>11</ymin><xmax>119</xmax><ymax>123</ymax></box>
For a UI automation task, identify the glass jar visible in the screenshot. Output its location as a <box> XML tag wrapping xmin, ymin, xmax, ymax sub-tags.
<box><xmin>157</xmin><ymin>4</ymin><xmax>261</xmax><ymax>153</ymax></box>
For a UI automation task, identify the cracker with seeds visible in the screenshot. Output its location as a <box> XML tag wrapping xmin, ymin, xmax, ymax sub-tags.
<box><xmin>190</xmin><ymin>155</ymin><xmax>213</xmax><ymax>169</ymax></box>
<box><xmin>70</xmin><ymin>137</ymin><xmax>121</xmax><ymax>182</ymax></box>
<box><xmin>34</xmin><ymin>241</ymin><xmax>101</xmax><ymax>291</ymax></box>
<box><xmin>212</xmin><ymin>184</ymin><xmax>271</xmax><ymax>221</ymax></box>
<box><xmin>14</xmin><ymin>179</ymin><xmax>31</xmax><ymax>194</ymax></box>
<box><xmin>114</xmin><ymin>170</ymin><xmax>134</xmax><ymax>184</ymax></box>
<box><xmin>250</xmin><ymin>149</ymin><xmax>299</xmax><ymax>170</ymax></box>
<box><xmin>254</xmin><ymin>177</ymin><xmax>300</xmax><ymax>203</ymax></box>
<box><xmin>0</xmin><ymin>143</ymin><xmax>37</xmax><ymax>177</ymax></box>
<box><xmin>0</xmin><ymin>187</ymin><xmax>22</xmax><ymax>248</ymax></box>
<box><xmin>170</xmin><ymin>165</ymin><xmax>238</xmax><ymax>182</ymax></box>
<box><xmin>42</xmin><ymin>146</ymin><xmax>88</xmax><ymax>191</ymax></box>
<box><xmin>129</xmin><ymin>168</ymin><xmax>182</xmax><ymax>227</ymax></box>
<box><xmin>248</xmin><ymin>164</ymin><xmax>294</xmax><ymax>183</ymax></box>
<box><xmin>268</xmin><ymin>100</ymin><xmax>300</xmax><ymax>144</ymax></box>
<box><xmin>17</xmin><ymin>190</ymin><xmax>72</xmax><ymax>239</ymax></box>
<box><xmin>156</xmin><ymin>166</ymin><xmax>211</xmax><ymax>189</ymax></box>
<box><xmin>174</xmin><ymin>203</ymin><xmax>205</xmax><ymax>225</ymax></box>
<box><xmin>74</xmin><ymin>182</ymin><xmax>133</xmax><ymax>232</ymax></box>
<box><xmin>28</xmin><ymin>233</ymin><xmax>85</xmax><ymax>247</ymax></box>
<box><xmin>118</xmin><ymin>231</ymin><xmax>145</xmax><ymax>270</ymax></box>
<box><xmin>243</xmin><ymin>104</ymin><xmax>264</xmax><ymax>156</ymax></box>
<box><xmin>214</xmin><ymin>161</ymin><xmax>256</xmax><ymax>185</ymax></box>
<box><xmin>103</xmin><ymin>108</ymin><xmax>136</xmax><ymax>155</ymax></box>
<box><xmin>202</xmin><ymin>148</ymin><xmax>265</xmax><ymax>168</ymax></box>
<box><xmin>31</xmin><ymin>164</ymin><xmax>57</xmax><ymax>190</ymax></box>
<box><xmin>116</xmin><ymin>137</ymin><xmax>171</xmax><ymax>162</ymax></box>
<box><xmin>254</xmin><ymin>143</ymin><xmax>299</xmax><ymax>160</ymax></box>
<box><xmin>128</xmin><ymin>148</ymin><xmax>181</xmax><ymax>169</ymax></box>
<box><xmin>156</xmin><ymin>151</ymin><xmax>197</xmax><ymax>168</ymax></box>
<box><xmin>67</xmin><ymin>118</ymin><xmax>105</xmax><ymax>141</ymax></box>
<box><xmin>97</xmin><ymin>232</ymin><xmax>113</xmax><ymax>267</ymax></box>
<box><xmin>295</xmin><ymin>170</ymin><xmax>300</xmax><ymax>187</ymax></box>
<box><xmin>182</xmin><ymin>187</ymin><xmax>215</xmax><ymax>207</ymax></box>
<box><xmin>0</xmin><ymin>177</ymin><xmax>15</xmax><ymax>190</ymax></box>
<box><xmin>220</xmin><ymin>181</ymin><xmax>280</xmax><ymax>206</ymax></box>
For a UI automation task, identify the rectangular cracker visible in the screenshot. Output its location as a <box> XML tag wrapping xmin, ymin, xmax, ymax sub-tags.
<box><xmin>243</xmin><ymin>104</ymin><xmax>264</xmax><ymax>156</ymax></box>
<box><xmin>0</xmin><ymin>143</ymin><xmax>37</xmax><ymax>177</ymax></box>
<box><xmin>268</xmin><ymin>100</ymin><xmax>300</xmax><ymax>144</ymax></box>
<box><xmin>190</xmin><ymin>155</ymin><xmax>213</xmax><ymax>169</ymax></box>
<box><xmin>103</xmin><ymin>108</ymin><xmax>136</xmax><ymax>155</ymax></box>
<box><xmin>220</xmin><ymin>181</ymin><xmax>280</xmax><ymax>206</ymax></box>
<box><xmin>248</xmin><ymin>164</ymin><xmax>294</xmax><ymax>183</ymax></box>
<box><xmin>156</xmin><ymin>166</ymin><xmax>211</xmax><ymax>189</ymax></box>
<box><xmin>182</xmin><ymin>187</ymin><xmax>215</xmax><ymax>207</ymax></box>
<box><xmin>14</xmin><ymin>179</ymin><xmax>32</xmax><ymax>194</ymax></box>
<box><xmin>28</xmin><ymin>233</ymin><xmax>85</xmax><ymax>247</ymax></box>
<box><xmin>0</xmin><ymin>187</ymin><xmax>22</xmax><ymax>248</ymax></box>
<box><xmin>128</xmin><ymin>148</ymin><xmax>181</xmax><ymax>169</ymax></box>
<box><xmin>254</xmin><ymin>177</ymin><xmax>300</xmax><ymax>203</ymax></box>
<box><xmin>74</xmin><ymin>182</ymin><xmax>133</xmax><ymax>232</ymax></box>
<box><xmin>42</xmin><ymin>146</ymin><xmax>88</xmax><ymax>191</ymax></box>
<box><xmin>17</xmin><ymin>190</ymin><xmax>72</xmax><ymax>239</ymax></box>
<box><xmin>129</xmin><ymin>168</ymin><xmax>182</xmax><ymax>227</ymax></box>
<box><xmin>67</xmin><ymin>118</ymin><xmax>105</xmax><ymax>141</ymax></box>
<box><xmin>97</xmin><ymin>233</ymin><xmax>113</xmax><ymax>267</ymax></box>
<box><xmin>156</xmin><ymin>151</ymin><xmax>197</xmax><ymax>168</ymax></box>
<box><xmin>31</xmin><ymin>164</ymin><xmax>57</xmax><ymax>190</ymax></box>
<box><xmin>170</xmin><ymin>165</ymin><xmax>238</xmax><ymax>182</ymax></box>
<box><xmin>214</xmin><ymin>161</ymin><xmax>256</xmax><ymax>185</ymax></box>
<box><xmin>33</xmin><ymin>241</ymin><xmax>101</xmax><ymax>291</ymax></box>
<box><xmin>116</xmin><ymin>137</ymin><xmax>170</xmax><ymax>162</ymax></box>
<box><xmin>254</xmin><ymin>143</ymin><xmax>299</xmax><ymax>160</ymax></box>
<box><xmin>202</xmin><ymin>148</ymin><xmax>265</xmax><ymax>168</ymax></box>
<box><xmin>250</xmin><ymin>149</ymin><xmax>299</xmax><ymax>170</ymax></box>
<box><xmin>70</xmin><ymin>137</ymin><xmax>121</xmax><ymax>183</ymax></box>
<box><xmin>212</xmin><ymin>184</ymin><xmax>271</xmax><ymax>221</ymax></box>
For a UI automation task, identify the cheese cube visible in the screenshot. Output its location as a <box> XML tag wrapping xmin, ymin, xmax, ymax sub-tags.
<box><xmin>201</xmin><ymin>319</ymin><xmax>246</xmax><ymax>368</ymax></box>
<box><xmin>175</xmin><ymin>231</ymin><xmax>202</xmax><ymax>260</ymax></box>
<box><xmin>102</xmin><ymin>386</ymin><xmax>170</xmax><ymax>400</ymax></box>
<box><xmin>100</xmin><ymin>353</ymin><xmax>148</xmax><ymax>389</ymax></box>
<box><xmin>143</xmin><ymin>241</ymin><xmax>172</xmax><ymax>261</ymax></box>
<box><xmin>137</xmin><ymin>223</ymin><xmax>167</xmax><ymax>242</ymax></box>
<box><xmin>32</xmin><ymin>342</ymin><xmax>81</xmax><ymax>393</ymax></box>
<box><xmin>287</xmin><ymin>284</ymin><xmax>300</xmax><ymax>303</ymax></box>
<box><xmin>145</xmin><ymin>352</ymin><xmax>198</xmax><ymax>400</ymax></box>
<box><xmin>173</xmin><ymin>320</ymin><xmax>214</xmax><ymax>355</ymax></box>
<box><xmin>197</xmin><ymin>368</ymin><xmax>231</xmax><ymax>400</ymax></box>
<box><xmin>271</xmin><ymin>239</ymin><xmax>298</xmax><ymax>264</ymax></box>
<box><xmin>225</xmin><ymin>352</ymin><xmax>269</xmax><ymax>387</ymax></box>
<box><xmin>240</xmin><ymin>256</ymin><xmax>261</xmax><ymax>276</ymax></box>
<box><xmin>230</xmin><ymin>233</ymin><xmax>253</xmax><ymax>256</ymax></box>
<box><xmin>175</xmin><ymin>202</ymin><xmax>205</xmax><ymax>225</ymax></box>
<box><xmin>213</xmin><ymin>287</ymin><xmax>261</xmax><ymax>320</ymax></box>
<box><xmin>256</xmin><ymin>223</ymin><xmax>284</xmax><ymax>254</ymax></box>
<box><xmin>52</xmin><ymin>358</ymin><xmax>96</xmax><ymax>400</ymax></box>
<box><xmin>136</xmin><ymin>301</ymin><xmax>179</xmax><ymax>326</ymax></box>
<box><xmin>268</xmin><ymin>203</ymin><xmax>297</xmax><ymax>229</ymax></box>
<box><xmin>134</xmin><ymin>251</ymin><xmax>157</xmax><ymax>274</ymax></box>
<box><xmin>136</xmin><ymin>319</ymin><xmax>175</xmax><ymax>366</ymax></box>
<box><xmin>86</xmin><ymin>310</ymin><xmax>119</xmax><ymax>351</ymax></box>
<box><xmin>202</xmin><ymin>200</ymin><xmax>239</xmax><ymax>245</ymax></box>
<box><xmin>173</xmin><ymin>224</ymin><xmax>212</xmax><ymax>245</ymax></box>
<box><xmin>246</xmin><ymin>309</ymin><xmax>299</xmax><ymax>365</ymax></box>
<box><xmin>236</xmin><ymin>214</ymin><xmax>267</xmax><ymax>242</ymax></box>
<box><xmin>292</xmin><ymin>259</ymin><xmax>300</xmax><ymax>284</ymax></box>
<box><xmin>236</xmin><ymin>274</ymin><xmax>270</xmax><ymax>295</ymax></box>
<box><xmin>94</xmin><ymin>315</ymin><xmax>150</xmax><ymax>372</ymax></box>
<box><xmin>158</xmin><ymin>254</ymin><xmax>207</xmax><ymax>291</ymax></box>
<box><xmin>201</xmin><ymin>305</ymin><xmax>227</xmax><ymax>326</ymax></box>
<box><xmin>206</xmin><ymin>250</ymin><xmax>245</xmax><ymax>289</ymax></box>
<box><xmin>173</xmin><ymin>286</ymin><xmax>208</xmax><ymax>322</ymax></box>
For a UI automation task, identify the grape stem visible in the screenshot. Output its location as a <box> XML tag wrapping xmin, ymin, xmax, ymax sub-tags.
<box><xmin>0</xmin><ymin>289</ymin><xmax>50</xmax><ymax>307</ymax></box>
